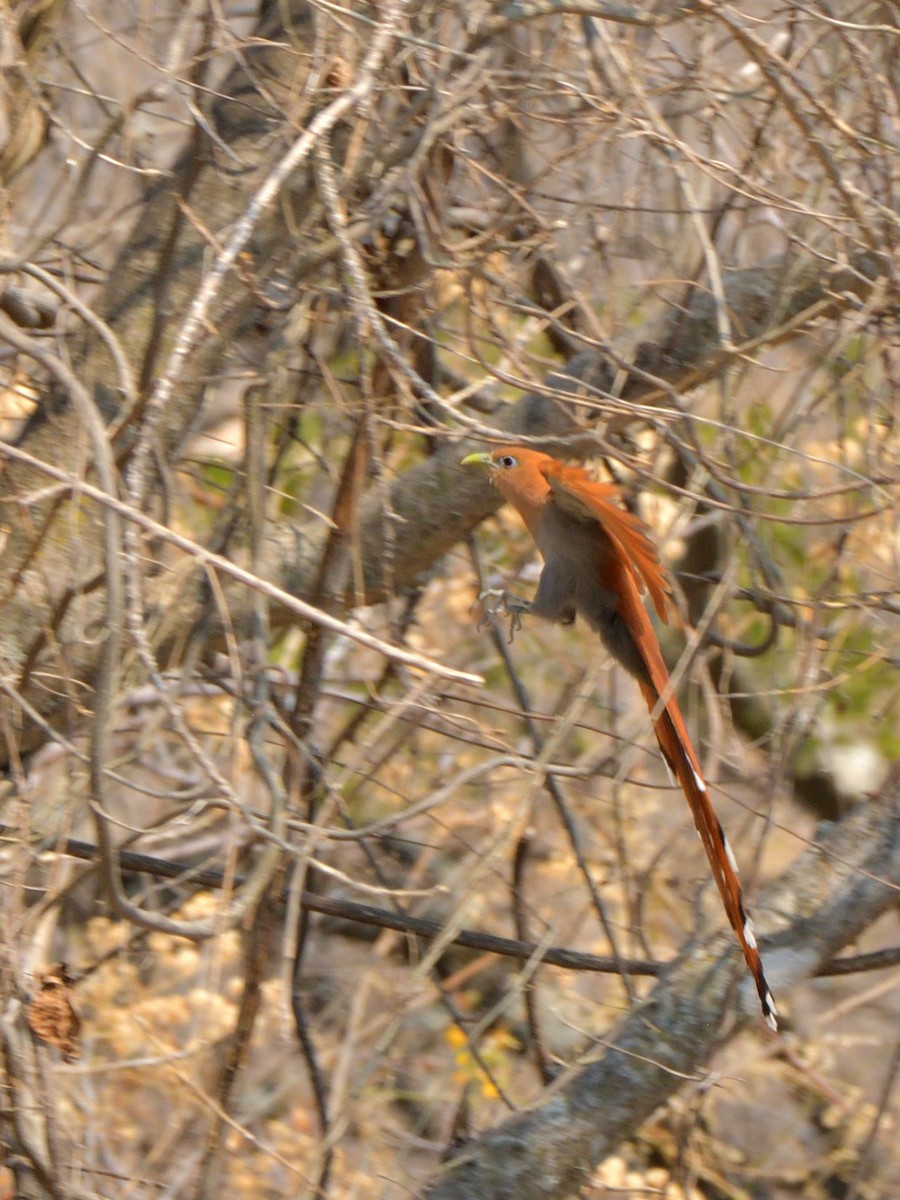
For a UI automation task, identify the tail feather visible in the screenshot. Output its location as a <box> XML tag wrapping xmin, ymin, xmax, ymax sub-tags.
<box><xmin>639</xmin><ymin>679</ymin><xmax>777</xmax><ymax>1030</ymax></box>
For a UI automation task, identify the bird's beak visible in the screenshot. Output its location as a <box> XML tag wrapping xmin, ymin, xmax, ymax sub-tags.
<box><xmin>461</xmin><ymin>451</ymin><xmax>494</xmax><ymax>468</ymax></box>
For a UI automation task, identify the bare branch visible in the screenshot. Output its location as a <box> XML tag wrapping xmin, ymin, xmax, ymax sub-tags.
<box><xmin>420</xmin><ymin>777</ymin><xmax>900</xmax><ymax>1199</ymax></box>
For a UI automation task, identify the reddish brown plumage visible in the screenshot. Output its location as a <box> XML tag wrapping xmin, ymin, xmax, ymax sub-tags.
<box><xmin>469</xmin><ymin>446</ymin><xmax>777</xmax><ymax>1029</ymax></box>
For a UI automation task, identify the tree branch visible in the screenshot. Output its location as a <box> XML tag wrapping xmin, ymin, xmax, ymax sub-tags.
<box><xmin>420</xmin><ymin>773</ymin><xmax>900</xmax><ymax>1199</ymax></box>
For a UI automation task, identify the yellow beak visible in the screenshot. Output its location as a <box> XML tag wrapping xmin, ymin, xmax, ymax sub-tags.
<box><xmin>461</xmin><ymin>451</ymin><xmax>494</xmax><ymax>468</ymax></box>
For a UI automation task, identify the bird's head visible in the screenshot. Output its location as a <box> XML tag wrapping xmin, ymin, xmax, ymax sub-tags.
<box><xmin>465</xmin><ymin>448</ymin><xmax>549</xmax><ymax>484</ymax></box>
<box><xmin>461</xmin><ymin>447</ymin><xmax>553</xmax><ymax>508</ymax></box>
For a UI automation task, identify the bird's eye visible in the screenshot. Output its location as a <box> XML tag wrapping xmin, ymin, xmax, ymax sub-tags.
<box><xmin>498</xmin><ymin>454</ymin><xmax>517</xmax><ymax>468</ymax></box>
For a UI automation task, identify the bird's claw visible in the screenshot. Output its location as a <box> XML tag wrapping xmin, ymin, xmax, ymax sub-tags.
<box><xmin>473</xmin><ymin>589</ymin><xmax>530</xmax><ymax>643</ymax></box>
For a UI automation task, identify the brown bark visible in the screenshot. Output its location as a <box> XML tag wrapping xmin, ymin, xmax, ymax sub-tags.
<box><xmin>0</xmin><ymin>0</ymin><xmax>892</xmax><ymax>767</ymax></box>
<box><xmin>420</xmin><ymin>772</ymin><xmax>900</xmax><ymax>1200</ymax></box>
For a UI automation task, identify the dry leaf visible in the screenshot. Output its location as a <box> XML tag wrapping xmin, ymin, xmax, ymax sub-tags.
<box><xmin>26</xmin><ymin>964</ymin><xmax>81</xmax><ymax>1061</ymax></box>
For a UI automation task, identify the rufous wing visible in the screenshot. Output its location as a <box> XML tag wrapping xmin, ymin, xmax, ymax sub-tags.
<box><xmin>541</xmin><ymin>459</ymin><xmax>670</xmax><ymax>622</ymax></box>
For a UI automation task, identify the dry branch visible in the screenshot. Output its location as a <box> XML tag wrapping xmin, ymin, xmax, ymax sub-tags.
<box><xmin>0</xmin><ymin>0</ymin><xmax>894</xmax><ymax>768</ymax></box>
<box><xmin>324</xmin><ymin>247</ymin><xmax>891</xmax><ymax>609</ymax></box>
<box><xmin>420</xmin><ymin>774</ymin><xmax>900</xmax><ymax>1200</ymax></box>
<box><xmin>0</xmin><ymin>2</ymin><xmax>897</xmax><ymax>1195</ymax></box>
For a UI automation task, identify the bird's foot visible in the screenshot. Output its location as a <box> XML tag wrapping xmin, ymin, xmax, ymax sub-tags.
<box><xmin>474</xmin><ymin>589</ymin><xmax>531</xmax><ymax>643</ymax></box>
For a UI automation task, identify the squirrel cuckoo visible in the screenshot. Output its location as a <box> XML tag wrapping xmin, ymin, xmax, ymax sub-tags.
<box><xmin>463</xmin><ymin>446</ymin><xmax>777</xmax><ymax>1030</ymax></box>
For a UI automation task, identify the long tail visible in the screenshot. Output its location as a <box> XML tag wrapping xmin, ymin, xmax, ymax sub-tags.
<box><xmin>639</xmin><ymin>678</ymin><xmax>777</xmax><ymax>1030</ymax></box>
<box><xmin>533</xmin><ymin>464</ymin><xmax>778</xmax><ymax>1027</ymax></box>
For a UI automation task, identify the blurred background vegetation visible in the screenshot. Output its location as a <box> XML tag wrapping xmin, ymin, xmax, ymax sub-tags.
<box><xmin>0</xmin><ymin>1</ymin><xmax>898</xmax><ymax>1197</ymax></box>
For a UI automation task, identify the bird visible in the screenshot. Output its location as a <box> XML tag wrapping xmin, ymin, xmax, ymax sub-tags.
<box><xmin>463</xmin><ymin>445</ymin><xmax>777</xmax><ymax>1030</ymax></box>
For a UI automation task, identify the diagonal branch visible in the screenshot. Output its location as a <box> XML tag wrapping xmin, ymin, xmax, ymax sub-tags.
<box><xmin>419</xmin><ymin>773</ymin><xmax>900</xmax><ymax>1199</ymax></box>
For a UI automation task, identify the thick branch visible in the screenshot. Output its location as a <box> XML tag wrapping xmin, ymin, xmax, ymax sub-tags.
<box><xmin>300</xmin><ymin>248</ymin><xmax>890</xmax><ymax>610</ymax></box>
<box><xmin>0</xmin><ymin>247</ymin><xmax>890</xmax><ymax>767</ymax></box>
<box><xmin>419</xmin><ymin>774</ymin><xmax>900</xmax><ymax>1199</ymax></box>
<box><xmin>0</xmin><ymin>0</ymin><xmax>893</xmax><ymax>768</ymax></box>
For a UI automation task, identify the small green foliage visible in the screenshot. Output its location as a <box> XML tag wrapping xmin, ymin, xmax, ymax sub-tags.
<box><xmin>876</xmin><ymin>727</ymin><xmax>900</xmax><ymax>761</ymax></box>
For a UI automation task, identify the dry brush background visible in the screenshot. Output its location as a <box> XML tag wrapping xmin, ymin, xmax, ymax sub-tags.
<box><xmin>0</xmin><ymin>1</ymin><xmax>899</xmax><ymax>1198</ymax></box>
